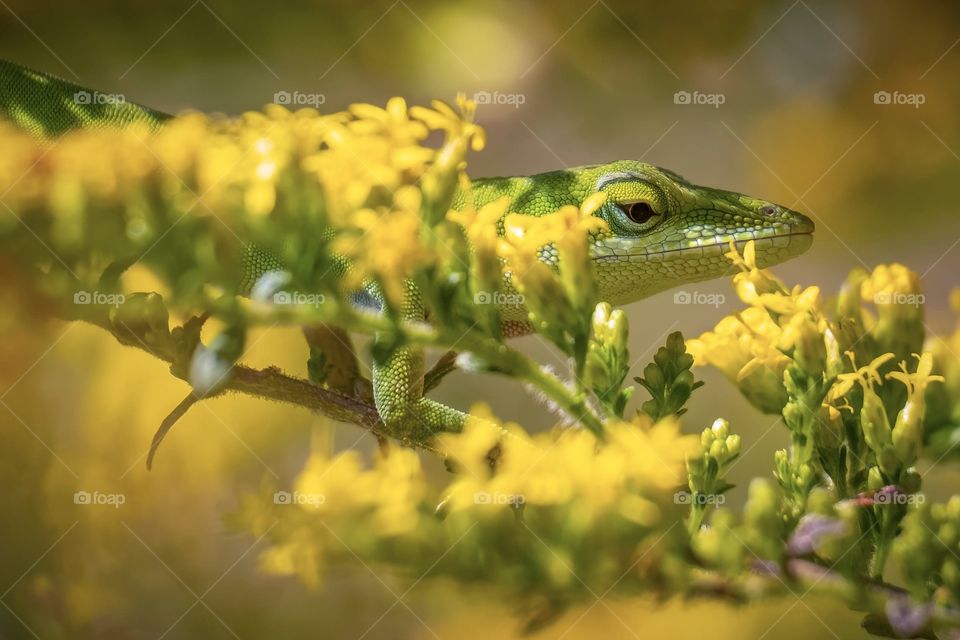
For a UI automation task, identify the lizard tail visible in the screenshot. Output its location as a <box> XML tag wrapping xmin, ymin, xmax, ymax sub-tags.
<box><xmin>0</xmin><ymin>58</ymin><xmax>171</xmax><ymax>138</ymax></box>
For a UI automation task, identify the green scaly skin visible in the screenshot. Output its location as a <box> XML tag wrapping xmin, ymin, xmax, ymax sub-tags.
<box><xmin>0</xmin><ymin>59</ymin><xmax>169</xmax><ymax>135</ymax></box>
<box><xmin>0</xmin><ymin>59</ymin><xmax>814</xmax><ymax>442</ymax></box>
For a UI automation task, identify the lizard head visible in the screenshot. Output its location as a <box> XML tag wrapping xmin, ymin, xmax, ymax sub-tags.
<box><xmin>584</xmin><ymin>160</ymin><xmax>814</xmax><ymax>303</ymax></box>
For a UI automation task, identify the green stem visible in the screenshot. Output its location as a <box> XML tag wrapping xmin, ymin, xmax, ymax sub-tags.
<box><xmin>518</xmin><ymin>355</ymin><xmax>605</xmax><ymax>436</ymax></box>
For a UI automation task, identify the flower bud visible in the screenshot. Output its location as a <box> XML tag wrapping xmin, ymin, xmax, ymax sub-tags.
<box><xmin>711</xmin><ymin>418</ymin><xmax>730</xmax><ymax>440</ymax></box>
<box><xmin>791</xmin><ymin>318</ymin><xmax>827</xmax><ymax>377</ymax></box>
<box><xmin>860</xmin><ymin>386</ymin><xmax>892</xmax><ymax>454</ymax></box>
<box><xmin>709</xmin><ymin>439</ymin><xmax>725</xmax><ymax>460</ymax></box>
<box><xmin>902</xmin><ymin>468</ymin><xmax>922</xmax><ymax>494</ymax></box>
<box><xmin>877</xmin><ymin>444</ymin><xmax>901</xmax><ymax>477</ymax></box>
<box><xmin>607</xmin><ymin>308</ymin><xmax>628</xmax><ymax>350</ymax></box>
<box><xmin>862</xmin><ymin>264</ymin><xmax>924</xmax><ymax>363</ymax></box>
<box><xmin>823</xmin><ymin>326</ymin><xmax>845</xmax><ymax>379</ymax></box>
<box><xmin>725</xmin><ymin>435</ymin><xmax>741</xmax><ymax>458</ymax></box>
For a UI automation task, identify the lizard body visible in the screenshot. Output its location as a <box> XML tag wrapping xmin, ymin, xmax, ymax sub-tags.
<box><xmin>0</xmin><ymin>59</ymin><xmax>814</xmax><ymax>441</ymax></box>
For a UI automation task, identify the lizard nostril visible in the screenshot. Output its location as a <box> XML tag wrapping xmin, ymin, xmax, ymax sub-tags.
<box><xmin>760</xmin><ymin>204</ymin><xmax>778</xmax><ymax>217</ymax></box>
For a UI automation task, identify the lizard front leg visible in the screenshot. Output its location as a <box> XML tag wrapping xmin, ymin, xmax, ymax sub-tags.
<box><xmin>372</xmin><ymin>344</ymin><xmax>467</xmax><ymax>442</ymax></box>
<box><xmin>371</xmin><ymin>283</ymin><xmax>467</xmax><ymax>441</ymax></box>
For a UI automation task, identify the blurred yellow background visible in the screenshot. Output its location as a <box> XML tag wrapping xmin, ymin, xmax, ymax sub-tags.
<box><xmin>2</xmin><ymin>1</ymin><xmax>960</xmax><ymax>637</ymax></box>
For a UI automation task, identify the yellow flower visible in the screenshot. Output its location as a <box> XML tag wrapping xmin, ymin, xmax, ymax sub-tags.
<box><xmin>859</xmin><ymin>264</ymin><xmax>924</xmax><ymax>354</ymax></box>
<box><xmin>439</xmin><ymin>407</ymin><xmax>530</xmax><ymax>513</ymax></box>
<box><xmin>349</xmin><ymin>97</ymin><xmax>429</xmax><ymax>144</ymax></box>
<box><xmin>887</xmin><ymin>352</ymin><xmax>945</xmax><ymax>465</ymax></box>
<box><xmin>728</xmin><ymin>240</ymin><xmax>788</xmax><ymax>299</ymax></box>
<box><xmin>292</xmin><ymin>444</ymin><xmax>426</xmax><ymax>537</ymax></box>
<box><xmin>607</xmin><ymin>414</ymin><xmax>700</xmax><ymax>490</ymax></box>
<box><xmin>448</xmin><ymin>196</ymin><xmax>507</xmax><ymax>250</ymax></box>
<box><xmin>861</xmin><ymin>263</ymin><xmax>922</xmax><ymax>305</ymax></box>
<box><xmin>332</xmin><ymin>186</ymin><xmax>434</xmax><ymax>304</ymax></box>
<box><xmin>690</xmin><ymin>241</ymin><xmax>834</xmax><ymax>412</ymax></box>
<box><xmin>437</xmin><ymin>404</ymin><xmax>519</xmax><ymax>480</ymax></box>
<box><xmin>369</xmin><ymin>448</ymin><xmax>426</xmax><ymax>535</ymax></box>
<box><xmin>435</xmin><ymin>405</ymin><xmax>695</xmax><ymax>528</ymax></box>
<box><xmin>409</xmin><ymin>96</ymin><xmax>486</xmax><ymax>152</ymax></box>
<box><xmin>295</xmin><ymin>449</ymin><xmax>366</xmax><ymax>513</ymax></box>
<box><xmin>448</xmin><ymin>195</ymin><xmax>511</xmax><ymax>299</ymax></box>
<box><xmin>829</xmin><ymin>352</ymin><xmax>895</xmax><ymax>401</ymax></box>
<box><xmin>688</xmin><ymin>310</ymin><xmax>790</xmax><ymax>413</ymax></box>
<box><xmin>829</xmin><ymin>352</ymin><xmax>897</xmax><ymax>456</ymax></box>
<box><xmin>495</xmin><ymin>203</ymin><xmax>608</xmax><ymax>327</ymax></box>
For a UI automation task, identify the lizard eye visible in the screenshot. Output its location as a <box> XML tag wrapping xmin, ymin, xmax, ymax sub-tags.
<box><xmin>618</xmin><ymin>201</ymin><xmax>659</xmax><ymax>225</ymax></box>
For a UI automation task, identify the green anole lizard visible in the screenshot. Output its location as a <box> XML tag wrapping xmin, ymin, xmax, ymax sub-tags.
<box><xmin>0</xmin><ymin>59</ymin><xmax>814</xmax><ymax>442</ymax></box>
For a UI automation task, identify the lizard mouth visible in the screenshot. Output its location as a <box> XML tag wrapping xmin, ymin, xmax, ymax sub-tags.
<box><xmin>592</xmin><ymin>229</ymin><xmax>814</xmax><ymax>264</ymax></box>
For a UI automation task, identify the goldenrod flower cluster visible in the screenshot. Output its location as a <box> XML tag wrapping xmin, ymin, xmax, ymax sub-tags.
<box><xmin>245</xmin><ymin>405</ymin><xmax>698</xmax><ymax>604</ymax></box>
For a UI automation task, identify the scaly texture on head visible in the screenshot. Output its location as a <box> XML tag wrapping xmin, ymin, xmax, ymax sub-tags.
<box><xmin>458</xmin><ymin>160</ymin><xmax>814</xmax><ymax>305</ymax></box>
